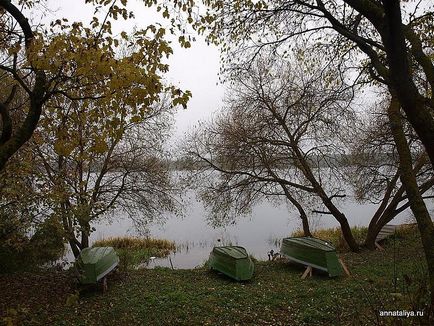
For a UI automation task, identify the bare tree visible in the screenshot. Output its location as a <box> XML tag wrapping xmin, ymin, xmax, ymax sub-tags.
<box><xmin>186</xmin><ymin>120</ymin><xmax>315</xmax><ymax>235</ymax></box>
<box><xmin>185</xmin><ymin>55</ymin><xmax>363</xmax><ymax>249</ymax></box>
<box><xmin>350</xmin><ymin>98</ymin><xmax>434</xmax><ymax>249</ymax></box>
<box><xmin>200</xmin><ymin>0</ymin><xmax>434</xmax><ymax>168</ymax></box>
<box><xmin>196</xmin><ymin>0</ymin><xmax>434</xmax><ymax>307</ymax></box>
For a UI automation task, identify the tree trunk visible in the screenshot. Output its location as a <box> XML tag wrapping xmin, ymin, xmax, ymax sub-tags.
<box><xmin>364</xmin><ymin>227</ymin><xmax>379</xmax><ymax>251</ymax></box>
<box><xmin>364</xmin><ymin>153</ymin><xmax>430</xmax><ymax>250</ymax></box>
<box><xmin>326</xmin><ymin>204</ymin><xmax>360</xmax><ymax>252</ymax></box>
<box><xmin>80</xmin><ymin>222</ymin><xmax>90</xmax><ymax>249</ymax></box>
<box><xmin>305</xmin><ymin>172</ymin><xmax>359</xmax><ymax>250</ymax></box>
<box><xmin>364</xmin><ymin>208</ymin><xmax>396</xmax><ymax>250</ymax></box>
<box><xmin>364</xmin><ymin>188</ymin><xmax>404</xmax><ymax>250</ymax></box>
<box><xmin>0</xmin><ymin>1</ymin><xmax>47</xmax><ymax>172</ymax></box>
<box><xmin>311</xmin><ymin>183</ymin><xmax>360</xmax><ymax>251</ymax></box>
<box><xmin>0</xmin><ymin>74</ymin><xmax>46</xmax><ymax>171</ymax></box>
<box><xmin>69</xmin><ymin>240</ymin><xmax>81</xmax><ymax>258</ymax></box>
<box><xmin>270</xmin><ymin>101</ymin><xmax>360</xmax><ymax>251</ymax></box>
<box><xmin>81</xmin><ymin>232</ymin><xmax>89</xmax><ymax>249</ymax></box>
<box><xmin>381</xmin><ymin>0</ymin><xmax>434</xmax><ymax>170</ymax></box>
<box><xmin>387</xmin><ymin>95</ymin><xmax>434</xmax><ymax>311</ymax></box>
<box><xmin>279</xmin><ymin>183</ymin><xmax>312</xmax><ymax>236</ymax></box>
<box><xmin>300</xmin><ymin>212</ymin><xmax>312</xmax><ymax>237</ymax></box>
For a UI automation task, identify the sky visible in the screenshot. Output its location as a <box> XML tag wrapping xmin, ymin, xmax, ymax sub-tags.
<box><xmin>40</xmin><ymin>0</ymin><xmax>224</xmax><ymax>142</ymax></box>
<box><xmin>35</xmin><ymin>1</ymin><xmax>428</xmax><ymax>147</ymax></box>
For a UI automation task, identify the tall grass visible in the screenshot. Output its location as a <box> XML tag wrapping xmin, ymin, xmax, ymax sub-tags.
<box><xmin>394</xmin><ymin>223</ymin><xmax>418</xmax><ymax>238</ymax></box>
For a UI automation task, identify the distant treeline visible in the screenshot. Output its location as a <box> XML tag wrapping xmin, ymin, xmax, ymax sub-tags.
<box><xmin>168</xmin><ymin>152</ymin><xmax>399</xmax><ymax>171</ymax></box>
<box><xmin>43</xmin><ymin>152</ymin><xmax>398</xmax><ymax>173</ymax></box>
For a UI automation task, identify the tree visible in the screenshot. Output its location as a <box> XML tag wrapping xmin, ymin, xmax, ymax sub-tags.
<box><xmin>0</xmin><ymin>0</ymin><xmax>191</xmax><ymax>171</ymax></box>
<box><xmin>0</xmin><ymin>135</ymin><xmax>65</xmax><ymax>271</ymax></box>
<box><xmin>1</xmin><ymin>0</ymin><xmax>193</xmax><ymax>258</ymax></box>
<box><xmin>185</xmin><ymin>55</ymin><xmax>363</xmax><ymax>248</ymax></box>
<box><xmin>196</xmin><ymin>0</ymin><xmax>434</xmax><ymax>308</ymax></box>
<box><xmin>186</xmin><ymin>117</ymin><xmax>314</xmax><ymax>236</ymax></box>
<box><xmin>33</xmin><ymin>93</ymin><xmax>180</xmax><ymax>257</ymax></box>
<box><xmin>350</xmin><ymin>98</ymin><xmax>434</xmax><ymax>249</ymax></box>
<box><xmin>0</xmin><ymin>0</ymin><xmax>47</xmax><ymax>171</ymax></box>
<box><xmin>0</xmin><ymin>76</ymin><xmax>56</xmax><ymax>270</ymax></box>
<box><xmin>199</xmin><ymin>0</ymin><xmax>434</xmax><ymax>168</ymax></box>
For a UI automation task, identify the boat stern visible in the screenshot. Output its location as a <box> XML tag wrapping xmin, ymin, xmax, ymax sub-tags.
<box><xmin>325</xmin><ymin>252</ymin><xmax>343</xmax><ymax>277</ymax></box>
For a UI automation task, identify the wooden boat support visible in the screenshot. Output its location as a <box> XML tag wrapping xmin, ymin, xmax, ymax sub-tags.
<box><xmin>76</xmin><ymin>247</ymin><xmax>120</xmax><ymax>286</ymax></box>
<box><xmin>280</xmin><ymin>237</ymin><xmax>350</xmax><ymax>278</ymax></box>
<box><xmin>208</xmin><ymin>246</ymin><xmax>255</xmax><ymax>281</ymax></box>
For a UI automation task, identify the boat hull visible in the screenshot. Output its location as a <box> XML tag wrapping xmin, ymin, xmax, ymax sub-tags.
<box><xmin>208</xmin><ymin>246</ymin><xmax>254</xmax><ymax>281</ymax></box>
<box><xmin>76</xmin><ymin>247</ymin><xmax>119</xmax><ymax>284</ymax></box>
<box><xmin>280</xmin><ymin>237</ymin><xmax>343</xmax><ymax>277</ymax></box>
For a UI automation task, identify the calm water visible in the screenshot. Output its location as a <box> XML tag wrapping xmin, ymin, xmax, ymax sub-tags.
<box><xmin>88</xmin><ymin>192</ymin><xmax>423</xmax><ymax>269</ymax></box>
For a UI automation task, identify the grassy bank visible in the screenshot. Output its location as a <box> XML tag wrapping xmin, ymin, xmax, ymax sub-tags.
<box><xmin>1</xmin><ymin>227</ymin><xmax>432</xmax><ymax>325</ymax></box>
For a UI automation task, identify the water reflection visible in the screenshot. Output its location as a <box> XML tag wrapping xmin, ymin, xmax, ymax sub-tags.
<box><xmin>87</xmin><ymin>191</ymin><xmax>420</xmax><ymax>269</ymax></box>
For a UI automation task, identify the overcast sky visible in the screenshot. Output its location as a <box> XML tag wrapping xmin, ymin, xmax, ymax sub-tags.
<box><xmin>41</xmin><ymin>0</ymin><xmax>224</xmax><ymax>142</ymax></box>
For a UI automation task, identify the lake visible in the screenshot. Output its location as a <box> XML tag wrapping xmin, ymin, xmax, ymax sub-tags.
<box><xmin>88</xmin><ymin>191</ymin><xmax>423</xmax><ymax>269</ymax></box>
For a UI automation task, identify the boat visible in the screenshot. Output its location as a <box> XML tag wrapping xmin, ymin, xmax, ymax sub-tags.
<box><xmin>375</xmin><ymin>224</ymin><xmax>397</xmax><ymax>250</ymax></box>
<box><xmin>208</xmin><ymin>246</ymin><xmax>254</xmax><ymax>281</ymax></box>
<box><xmin>76</xmin><ymin>246</ymin><xmax>119</xmax><ymax>284</ymax></box>
<box><xmin>280</xmin><ymin>237</ymin><xmax>343</xmax><ymax>277</ymax></box>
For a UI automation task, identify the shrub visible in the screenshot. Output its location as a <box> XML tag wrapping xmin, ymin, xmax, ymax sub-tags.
<box><xmin>0</xmin><ymin>215</ymin><xmax>65</xmax><ymax>273</ymax></box>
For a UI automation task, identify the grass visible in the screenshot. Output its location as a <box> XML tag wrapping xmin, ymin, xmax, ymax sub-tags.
<box><xmin>0</xmin><ymin>226</ymin><xmax>432</xmax><ymax>325</ymax></box>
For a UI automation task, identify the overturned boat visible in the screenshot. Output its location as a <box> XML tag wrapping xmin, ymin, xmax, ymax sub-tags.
<box><xmin>280</xmin><ymin>237</ymin><xmax>343</xmax><ymax>277</ymax></box>
<box><xmin>208</xmin><ymin>246</ymin><xmax>254</xmax><ymax>281</ymax></box>
<box><xmin>76</xmin><ymin>246</ymin><xmax>119</xmax><ymax>284</ymax></box>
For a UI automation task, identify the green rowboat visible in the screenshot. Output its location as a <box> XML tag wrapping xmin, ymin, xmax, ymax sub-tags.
<box><xmin>76</xmin><ymin>247</ymin><xmax>119</xmax><ymax>284</ymax></box>
<box><xmin>280</xmin><ymin>237</ymin><xmax>343</xmax><ymax>277</ymax></box>
<box><xmin>208</xmin><ymin>246</ymin><xmax>254</xmax><ymax>281</ymax></box>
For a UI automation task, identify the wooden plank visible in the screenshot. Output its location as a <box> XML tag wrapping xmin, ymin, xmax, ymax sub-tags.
<box><xmin>301</xmin><ymin>266</ymin><xmax>313</xmax><ymax>279</ymax></box>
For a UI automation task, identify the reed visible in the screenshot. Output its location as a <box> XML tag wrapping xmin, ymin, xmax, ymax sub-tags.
<box><xmin>93</xmin><ymin>237</ymin><xmax>176</xmax><ymax>270</ymax></box>
<box><xmin>395</xmin><ymin>223</ymin><xmax>418</xmax><ymax>238</ymax></box>
<box><xmin>93</xmin><ymin>236</ymin><xmax>175</xmax><ymax>251</ymax></box>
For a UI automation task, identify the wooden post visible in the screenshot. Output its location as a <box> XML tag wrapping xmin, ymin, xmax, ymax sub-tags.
<box><xmin>375</xmin><ymin>242</ymin><xmax>384</xmax><ymax>251</ymax></box>
<box><xmin>339</xmin><ymin>258</ymin><xmax>351</xmax><ymax>276</ymax></box>
<box><xmin>102</xmin><ymin>277</ymin><xmax>108</xmax><ymax>293</ymax></box>
<box><xmin>301</xmin><ymin>266</ymin><xmax>313</xmax><ymax>279</ymax></box>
